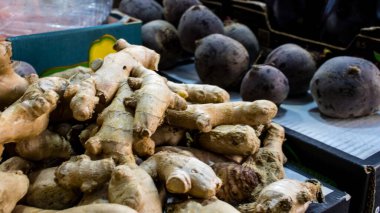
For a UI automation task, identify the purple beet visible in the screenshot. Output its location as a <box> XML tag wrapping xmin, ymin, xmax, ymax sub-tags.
<box><xmin>119</xmin><ymin>0</ymin><xmax>163</xmax><ymax>23</ymax></box>
<box><xmin>195</xmin><ymin>34</ymin><xmax>249</xmax><ymax>90</ymax></box>
<box><xmin>240</xmin><ymin>65</ymin><xmax>289</xmax><ymax>105</ymax></box>
<box><xmin>310</xmin><ymin>56</ymin><xmax>380</xmax><ymax>118</ymax></box>
<box><xmin>178</xmin><ymin>5</ymin><xmax>224</xmax><ymax>53</ymax></box>
<box><xmin>224</xmin><ymin>22</ymin><xmax>260</xmax><ymax>65</ymax></box>
<box><xmin>163</xmin><ymin>0</ymin><xmax>201</xmax><ymax>26</ymax></box>
<box><xmin>142</xmin><ymin>20</ymin><xmax>182</xmax><ymax>69</ymax></box>
<box><xmin>12</xmin><ymin>61</ymin><xmax>37</xmax><ymax>77</ymax></box>
<box><xmin>264</xmin><ymin>43</ymin><xmax>316</xmax><ymax>97</ymax></box>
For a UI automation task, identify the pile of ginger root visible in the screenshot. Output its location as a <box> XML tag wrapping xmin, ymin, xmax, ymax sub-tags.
<box><xmin>0</xmin><ymin>40</ymin><xmax>324</xmax><ymax>213</ymax></box>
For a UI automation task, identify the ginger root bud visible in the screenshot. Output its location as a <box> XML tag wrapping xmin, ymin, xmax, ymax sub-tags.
<box><xmin>55</xmin><ymin>155</ymin><xmax>115</xmax><ymax>193</ymax></box>
<box><xmin>26</xmin><ymin>167</ymin><xmax>81</xmax><ymax>210</ymax></box>
<box><xmin>239</xmin><ymin>179</ymin><xmax>324</xmax><ymax>213</ymax></box>
<box><xmin>198</xmin><ymin>125</ymin><xmax>260</xmax><ymax>156</ymax></box>
<box><xmin>0</xmin><ymin>171</ymin><xmax>29</xmax><ymax>213</ymax></box>
<box><xmin>140</xmin><ymin>151</ymin><xmax>222</xmax><ymax>199</ymax></box>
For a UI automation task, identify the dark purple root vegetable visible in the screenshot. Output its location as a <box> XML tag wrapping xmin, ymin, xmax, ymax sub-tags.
<box><xmin>264</xmin><ymin>43</ymin><xmax>316</xmax><ymax>97</ymax></box>
<box><xmin>310</xmin><ymin>56</ymin><xmax>380</xmax><ymax>118</ymax></box>
<box><xmin>240</xmin><ymin>65</ymin><xmax>289</xmax><ymax>105</ymax></box>
<box><xmin>119</xmin><ymin>0</ymin><xmax>163</xmax><ymax>23</ymax></box>
<box><xmin>12</xmin><ymin>61</ymin><xmax>37</xmax><ymax>77</ymax></box>
<box><xmin>178</xmin><ymin>5</ymin><xmax>224</xmax><ymax>53</ymax></box>
<box><xmin>163</xmin><ymin>0</ymin><xmax>201</xmax><ymax>27</ymax></box>
<box><xmin>224</xmin><ymin>22</ymin><xmax>260</xmax><ymax>65</ymax></box>
<box><xmin>195</xmin><ymin>34</ymin><xmax>249</xmax><ymax>90</ymax></box>
<box><xmin>142</xmin><ymin>20</ymin><xmax>183</xmax><ymax>69</ymax></box>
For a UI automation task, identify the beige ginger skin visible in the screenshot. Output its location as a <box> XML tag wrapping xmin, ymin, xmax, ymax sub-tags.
<box><xmin>0</xmin><ymin>170</ymin><xmax>29</xmax><ymax>213</ymax></box>
<box><xmin>0</xmin><ymin>156</ymin><xmax>34</xmax><ymax>173</ymax></box>
<box><xmin>140</xmin><ymin>151</ymin><xmax>222</xmax><ymax>199</ymax></box>
<box><xmin>198</xmin><ymin>124</ymin><xmax>261</xmax><ymax>156</ymax></box>
<box><xmin>167</xmin><ymin>81</ymin><xmax>230</xmax><ymax>103</ymax></box>
<box><xmin>26</xmin><ymin>167</ymin><xmax>81</xmax><ymax>210</ymax></box>
<box><xmin>84</xmin><ymin>81</ymin><xmax>136</xmax><ymax>164</ymax></box>
<box><xmin>125</xmin><ymin>65</ymin><xmax>187</xmax><ymax>157</ymax></box>
<box><xmin>78</xmin><ymin>184</ymin><xmax>109</xmax><ymax>206</ymax></box>
<box><xmin>67</xmin><ymin>39</ymin><xmax>160</xmax><ymax>121</ymax></box>
<box><xmin>15</xmin><ymin>129</ymin><xmax>74</xmax><ymax>161</ymax></box>
<box><xmin>0</xmin><ymin>41</ymin><xmax>31</xmax><ymax>110</ymax></box>
<box><xmin>63</xmin><ymin>71</ymin><xmax>98</xmax><ymax>121</ymax></box>
<box><xmin>0</xmin><ymin>77</ymin><xmax>68</xmax><ymax>144</ymax></box>
<box><xmin>125</xmin><ymin>65</ymin><xmax>187</xmax><ymax>138</ymax></box>
<box><xmin>167</xmin><ymin>197</ymin><xmax>240</xmax><ymax>213</ymax></box>
<box><xmin>155</xmin><ymin>146</ymin><xmax>233</xmax><ymax>165</ymax></box>
<box><xmin>13</xmin><ymin>204</ymin><xmax>138</xmax><ymax>213</ymax></box>
<box><xmin>55</xmin><ymin>155</ymin><xmax>115</xmax><ymax>193</ymax></box>
<box><xmin>242</xmin><ymin>179</ymin><xmax>324</xmax><ymax>213</ymax></box>
<box><xmin>108</xmin><ymin>164</ymin><xmax>162</xmax><ymax>213</ymax></box>
<box><xmin>50</xmin><ymin>66</ymin><xmax>93</xmax><ymax>79</ymax></box>
<box><xmin>211</xmin><ymin>123</ymin><xmax>286</xmax><ymax>206</ymax></box>
<box><xmin>128</xmin><ymin>77</ymin><xmax>230</xmax><ymax>104</ymax></box>
<box><xmin>151</xmin><ymin>124</ymin><xmax>186</xmax><ymax>147</ymax></box>
<box><xmin>165</xmin><ymin>100</ymin><xmax>277</xmax><ymax>132</ymax></box>
<box><xmin>243</xmin><ymin>122</ymin><xmax>287</xmax><ymax>198</ymax></box>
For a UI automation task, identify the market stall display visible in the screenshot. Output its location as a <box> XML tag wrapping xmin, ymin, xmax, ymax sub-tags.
<box><xmin>3</xmin><ymin>0</ymin><xmax>378</xmax><ymax>212</ymax></box>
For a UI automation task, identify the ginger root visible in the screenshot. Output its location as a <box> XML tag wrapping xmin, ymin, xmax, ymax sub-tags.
<box><xmin>167</xmin><ymin>81</ymin><xmax>230</xmax><ymax>103</ymax></box>
<box><xmin>15</xmin><ymin>129</ymin><xmax>74</xmax><ymax>161</ymax></box>
<box><xmin>132</xmin><ymin>137</ymin><xmax>156</xmax><ymax>157</ymax></box>
<box><xmin>140</xmin><ymin>151</ymin><xmax>222</xmax><ymax>199</ymax></box>
<box><xmin>108</xmin><ymin>164</ymin><xmax>162</xmax><ymax>213</ymax></box>
<box><xmin>50</xmin><ymin>66</ymin><xmax>94</xmax><ymax>79</ymax></box>
<box><xmin>124</xmin><ymin>65</ymin><xmax>187</xmax><ymax>157</ymax></box>
<box><xmin>0</xmin><ymin>156</ymin><xmax>34</xmax><ymax>174</ymax></box>
<box><xmin>0</xmin><ymin>77</ymin><xmax>68</xmax><ymax>144</ymax></box>
<box><xmin>239</xmin><ymin>179</ymin><xmax>324</xmax><ymax>213</ymax></box>
<box><xmin>166</xmin><ymin>197</ymin><xmax>240</xmax><ymax>213</ymax></box>
<box><xmin>79</xmin><ymin>124</ymin><xmax>99</xmax><ymax>146</ymax></box>
<box><xmin>84</xmin><ymin>82</ymin><xmax>136</xmax><ymax>164</ymax></box>
<box><xmin>13</xmin><ymin>203</ymin><xmax>138</xmax><ymax>213</ymax></box>
<box><xmin>210</xmin><ymin>123</ymin><xmax>286</xmax><ymax>205</ymax></box>
<box><xmin>67</xmin><ymin>39</ymin><xmax>160</xmax><ymax>121</ymax></box>
<box><xmin>243</xmin><ymin>122</ymin><xmax>287</xmax><ymax>197</ymax></box>
<box><xmin>155</xmin><ymin>146</ymin><xmax>232</xmax><ymax>165</ymax></box>
<box><xmin>198</xmin><ymin>125</ymin><xmax>260</xmax><ymax>156</ymax></box>
<box><xmin>0</xmin><ymin>170</ymin><xmax>29</xmax><ymax>213</ymax></box>
<box><xmin>98</xmin><ymin>39</ymin><xmax>159</xmax><ymax>98</ymax></box>
<box><xmin>55</xmin><ymin>155</ymin><xmax>115</xmax><ymax>193</ymax></box>
<box><xmin>26</xmin><ymin>167</ymin><xmax>81</xmax><ymax>210</ymax></box>
<box><xmin>128</xmin><ymin>77</ymin><xmax>230</xmax><ymax>104</ymax></box>
<box><xmin>165</xmin><ymin>100</ymin><xmax>277</xmax><ymax>132</ymax></box>
<box><xmin>125</xmin><ymin>65</ymin><xmax>187</xmax><ymax>138</ymax></box>
<box><xmin>212</xmin><ymin>162</ymin><xmax>260</xmax><ymax>205</ymax></box>
<box><xmin>64</xmin><ymin>71</ymin><xmax>98</xmax><ymax>121</ymax></box>
<box><xmin>0</xmin><ymin>41</ymin><xmax>31</xmax><ymax>110</ymax></box>
<box><xmin>151</xmin><ymin>125</ymin><xmax>186</xmax><ymax>147</ymax></box>
<box><xmin>78</xmin><ymin>183</ymin><xmax>109</xmax><ymax>206</ymax></box>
